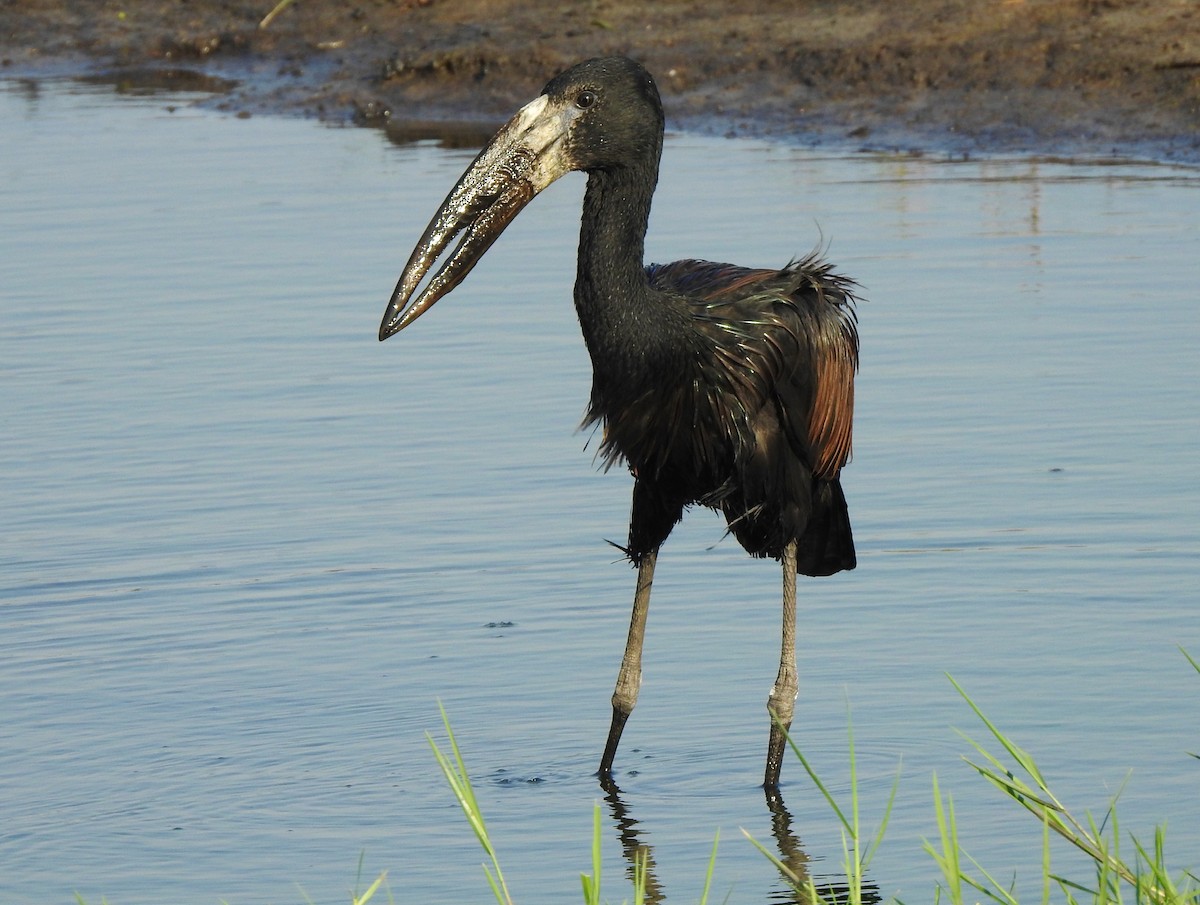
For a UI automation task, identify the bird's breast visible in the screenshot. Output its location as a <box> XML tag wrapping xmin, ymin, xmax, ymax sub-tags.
<box><xmin>588</xmin><ymin>356</ymin><xmax>747</xmax><ymax>501</ymax></box>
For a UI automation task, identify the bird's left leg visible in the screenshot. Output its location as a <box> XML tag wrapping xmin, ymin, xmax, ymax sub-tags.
<box><xmin>765</xmin><ymin>539</ymin><xmax>799</xmax><ymax>789</ymax></box>
<box><xmin>599</xmin><ymin>548</ymin><xmax>657</xmax><ymax>782</ymax></box>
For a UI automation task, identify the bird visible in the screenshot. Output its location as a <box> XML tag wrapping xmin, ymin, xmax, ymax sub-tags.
<box><xmin>379</xmin><ymin>56</ymin><xmax>860</xmax><ymax>790</ymax></box>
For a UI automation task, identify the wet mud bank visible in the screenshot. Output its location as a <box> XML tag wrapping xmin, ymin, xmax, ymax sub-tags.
<box><xmin>3</xmin><ymin>0</ymin><xmax>1199</xmax><ymax>160</ymax></box>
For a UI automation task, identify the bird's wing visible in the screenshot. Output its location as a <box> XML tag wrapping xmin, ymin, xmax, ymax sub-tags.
<box><xmin>647</xmin><ymin>256</ymin><xmax>859</xmax><ymax>480</ymax></box>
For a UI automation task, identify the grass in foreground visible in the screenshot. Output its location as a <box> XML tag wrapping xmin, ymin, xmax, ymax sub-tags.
<box><xmin>427</xmin><ymin>652</ymin><xmax>1198</xmax><ymax>905</ymax></box>
<box><xmin>74</xmin><ymin>654</ymin><xmax>1197</xmax><ymax>904</ymax></box>
<box><xmin>924</xmin><ymin>671</ymin><xmax>1198</xmax><ymax>905</ymax></box>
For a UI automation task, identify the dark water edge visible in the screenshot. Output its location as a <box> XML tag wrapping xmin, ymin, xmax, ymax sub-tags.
<box><xmin>9</xmin><ymin>57</ymin><xmax>1200</xmax><ymax>165</ymax></box>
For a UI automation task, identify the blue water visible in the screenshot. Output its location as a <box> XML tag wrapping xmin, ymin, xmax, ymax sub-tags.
<box><xmin>1</xmin><ymin>78</ymin><xmax>1198</xmax><ymax>905</ymax></box>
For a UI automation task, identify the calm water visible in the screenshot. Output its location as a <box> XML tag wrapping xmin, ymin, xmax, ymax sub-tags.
<box><xmin>1</xmin><ymin>78</ymin><xmax>1198</xmax><ymax>905</ymax></box>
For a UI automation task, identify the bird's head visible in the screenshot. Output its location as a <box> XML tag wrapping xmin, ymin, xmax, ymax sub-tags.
<box><xmin>379</xmin><ymin>56</ymin><xmax>663</xmax><ymax>340</ymax></box>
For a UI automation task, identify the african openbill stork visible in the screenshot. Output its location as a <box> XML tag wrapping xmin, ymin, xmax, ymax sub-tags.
<box><xmin>379</xmin><ymin>56</ymin><xmax>860</xmax><ymax>790</ymax></box>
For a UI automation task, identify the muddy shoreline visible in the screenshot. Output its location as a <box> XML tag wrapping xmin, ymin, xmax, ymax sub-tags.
<box><xmin>3</xmin><ymin>0</ymin><xmax>1199</xmax><ymax>160</ymax></box>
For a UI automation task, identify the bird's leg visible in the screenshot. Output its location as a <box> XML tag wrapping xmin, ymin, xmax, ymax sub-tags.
<box><xmin>765</xmin><ymin>539</ymin><xmax>799</xmax><ymax>789</ymax></box>
<box><xmin>599</xmin><ymin>548</ymin><xmax>657</xmax><ymax>781</ymax></box>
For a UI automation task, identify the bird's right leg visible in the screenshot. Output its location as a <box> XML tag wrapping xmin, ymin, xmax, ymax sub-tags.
<box><xmin>765</xmin><ymin>539</ymin><xmax>799</xmax><ymax>790</ymax></box>
<box><xmin>599</xmin><ymin>548</ymin><xmax>657</xmax><ymax>781</ymax></box>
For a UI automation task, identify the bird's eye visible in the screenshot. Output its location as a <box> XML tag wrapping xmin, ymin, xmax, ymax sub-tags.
<box><xmin>575</xmin><ymin>90</ymin><xmax>598</xmax><ymax>110</ymax></box>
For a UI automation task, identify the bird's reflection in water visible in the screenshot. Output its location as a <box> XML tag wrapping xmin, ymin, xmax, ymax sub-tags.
<box><xmin>762</xmin><ymin>790</ymin><xmax>882</xmax><ymax>905</ymax></box>
<box><xmin>600</xmin><ymin>780</ymin><xmax>881</xmax><ymax>905</ymax></box>
<box><xmin>600</xmin><ymin>778</ymin><xmax>666</xmax><ymax>904</ymax></box>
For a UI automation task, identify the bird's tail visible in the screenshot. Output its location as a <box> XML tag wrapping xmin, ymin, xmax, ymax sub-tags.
<box><xmin>795</xmin><ymin>479</ymin><xmax>856</xmax><ymax>576</ymax></box>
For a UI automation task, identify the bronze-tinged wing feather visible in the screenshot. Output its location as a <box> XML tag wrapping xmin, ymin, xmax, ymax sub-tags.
<box><xmin>799</xmin><ymin>261</ymin><xmax>859</xmax><ymax>479</ymax></box>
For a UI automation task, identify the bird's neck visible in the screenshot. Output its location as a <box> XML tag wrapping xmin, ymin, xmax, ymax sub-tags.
<box><xmin>573</xmin><ymin>162</ymin><xmax>664</xmax><ymax>365</ymax></box>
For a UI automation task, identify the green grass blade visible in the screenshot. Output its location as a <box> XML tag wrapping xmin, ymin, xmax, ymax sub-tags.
<box><xmin>579</xmin><ymin>804</ymin><xmax>602</xmax><ymax>905</ymax></box>
<box><xmin>426</xmin><ymin>704</ymin><xmax>513</xmax><ymax>905</ymax></box>
<box><xmin>352</xmin><ymin>871</ymin><xmax>388</xmax><ymax>905</ymax></box>
<box><xmin>948</xmin><ymin>674</ymin><xmax>1049</xmax><ymax>789</ymax></box>
<box><xmin>740</xmin><ymin>828</ymin><xmax>822</xmax><ymax>901</ymax></box>
<box><xmin>775</xmin><ymin>712</ymin><xmax>852</xmax><ymax>834</ymax></box>
<box><xmin>632</xmin><ymin>843</ymin><xmax>648</xmax><ymax>905</ymax></box>
<box><xmin>698</xmin><ymin>829</ymin><xmax>720</xmax><ymax>905</ymax></box>
<box><xmin>861</xmin><ymin>757</ymin><xmax>901</xmax><ymax>871</ymax></box>
<box><xmin>1181</xmin><ymin>646</ymin><xmax>1200</xmax><ymax>677</ymax></box>
<box><xmin>924</xmin><ymin>772</ymin><xmax>965</xmax><ymax>905</ymax></box>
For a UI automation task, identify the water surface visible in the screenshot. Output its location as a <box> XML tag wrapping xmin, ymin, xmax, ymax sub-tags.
<box><xmin>1</xmin><ymin>79</ymin><xmax>1198</xmax><ymax>904</ymax></box>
